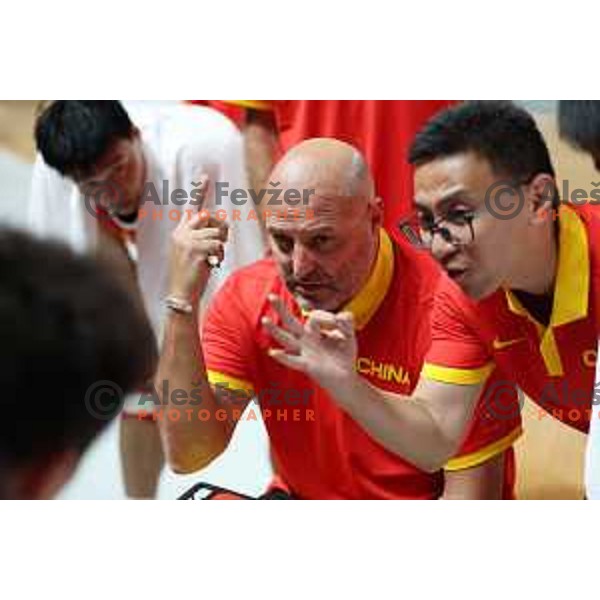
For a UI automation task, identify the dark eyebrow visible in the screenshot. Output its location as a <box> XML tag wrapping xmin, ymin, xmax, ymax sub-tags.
<box><xmin>415</xmin><ymin>191</ymin><xmax>476</xmax><ymax>215</ymax></box>
<box><xmin>439</xmin><ymin>192</ymin><xmax>476</xmax><ymax>211</ymax></box>
<box><xmin>414</xmin><ymin>201</ymin><xmax>432</xmax><ymax>213</ymax></box>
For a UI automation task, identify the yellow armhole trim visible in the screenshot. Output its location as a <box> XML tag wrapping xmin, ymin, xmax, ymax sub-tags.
<box><xmin>444</xmin><ymin>426</ymin><xmax>523</xmax><ymax>472</ymax></box>
<box><xmin>422</xmin><ymin>362</ymin><xmax>494</xmax><ymax>385</ymax></box>
<box><xmin>206</xmin><ymin>370</ymin><xmax>255</xmax><ymax>395</ymax></box>
<box><xmin>223</xmin><ymin>100</ymin><xmax>273</xmax><ymax>111</ymax></box>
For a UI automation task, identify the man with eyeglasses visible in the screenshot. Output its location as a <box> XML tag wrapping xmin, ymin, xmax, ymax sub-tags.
<box><xmin>265</xmin><ymin>101</ymin><xmax>600</xmax><ymax>496</ymax></box>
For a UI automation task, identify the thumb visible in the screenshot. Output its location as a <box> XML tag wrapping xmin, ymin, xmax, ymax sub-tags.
<box><xmin>336</xmin><ymin>311</ymin><xmax>355</xmax><ymax>335</ymax></box>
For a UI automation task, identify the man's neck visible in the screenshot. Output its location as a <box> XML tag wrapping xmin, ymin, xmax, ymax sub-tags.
<box><xmin>508</xmin><ymin>221</ymin><xmax>558</xmax><ymax>297</ymax></box>
<box><xmin>507</xmin><ymin>221</ymin><xmax>559</xmax><ymax>325</ymax></box>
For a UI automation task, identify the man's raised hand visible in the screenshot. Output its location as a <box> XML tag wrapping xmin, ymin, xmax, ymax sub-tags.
<box><xmin>262</xmin><ymin>294</ymin><xmax>358</xmax><ymax>390</ymax></box>
<box><xmin>167</xmin><ymin>177</ymin><xmax>229</xmax><ymax>303</ymax></box>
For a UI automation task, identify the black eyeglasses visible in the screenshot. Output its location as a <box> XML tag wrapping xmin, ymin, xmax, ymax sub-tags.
<box><xmin>399</xmin><ymin>208</ymin><xmax>476</xmax><ymax>249</ymax></box>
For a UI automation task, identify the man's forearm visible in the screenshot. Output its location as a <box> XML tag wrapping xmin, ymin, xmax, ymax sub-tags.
<box><xmin>321</xmin><ymin>374</ymin><xmax>459</xmax><ymax>473</ymax></box>
<box><xmin>441</xmin><ymin>453</ymin><xmax>506</xmax><ymax>500</ymax></box>
<box><xmin>156</xmin><ymin>309</ymin><xmax>228</xmax><ymax>473</ymax></box>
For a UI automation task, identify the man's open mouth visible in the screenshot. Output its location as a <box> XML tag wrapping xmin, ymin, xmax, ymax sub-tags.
<box><xmin>445</xmin><ymin>267</ymin><xmax>468</xmax><ymax>282</ymax></box>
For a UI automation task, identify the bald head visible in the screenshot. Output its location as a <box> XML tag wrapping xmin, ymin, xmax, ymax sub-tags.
<box><xmin>272</xmin><ymin>138</ymin><xmax>375</xmax><ymax>200</ymax></box>
<box><xmin>265</xmin><ymin>138</ymin><xmax>383</xmax><ymax>313</ymax></box>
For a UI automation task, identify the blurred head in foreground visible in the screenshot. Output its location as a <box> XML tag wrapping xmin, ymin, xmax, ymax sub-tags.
<box><xmin>0</xmin><ymin>228</ymin><xmax>156</xmax><ymax>499</ymax></box>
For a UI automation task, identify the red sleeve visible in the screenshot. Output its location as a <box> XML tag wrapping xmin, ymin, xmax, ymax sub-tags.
<box><xmin>423</xmin><ymin>279</ymin><xmax>494</xmax><ymax>385</ymax></box>
<box><xmin>202</xmin><ymin>274</ymin><xmax>257</xmax><ymax>395</ymax></box>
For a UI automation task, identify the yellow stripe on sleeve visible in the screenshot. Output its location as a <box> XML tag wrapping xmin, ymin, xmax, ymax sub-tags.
<box><xmin>223</xmin><ymin>100</ymin><xmax>273</xmax><ymax>111</ymax></box>
<box><xmin>444</xmin><ymin>426</ymin><xmax>523</xmax><ymax>471</ymax></box>
<box><xmin>422</xmin><ymin>362</ymin><xmax>494</xmax><ymax>386</ymax></box>
<box><xmin>206</xmin><ymin>370</ymin><xmax>255</xmax><ymax>396</ymax></box>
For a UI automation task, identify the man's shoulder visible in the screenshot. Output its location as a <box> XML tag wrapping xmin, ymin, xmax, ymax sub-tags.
<box><xmin>573</xmin><ymin>202</ymin><xmax>600</xmax><ymax>247</ymax></box>
<box><xmin>390</xmin><ymin>237</ymin><xmax>441</xmax><ymax>303</ymax></box>
<box><xmin>31</xmin><ymin>153</ymin><xmax>76</xmax><ymax>193</ymax></box>
<box><xmin>431</xmin><ymin>269</ymin><xmax>502</xmax><ymax>327</ymax></box>
<box><xmin>216</xmin><ymin>258</ymin><xmax>282</xmax><ymax>308</ymax></box>
<box><xmin>570</xmin><ymin>204</ymin><xmax>600</xmax><ymax>324</ymax></box>
<box><xmin>135</xmin><ymin>103</ymin><xmax>241</xmax><ymax>147</ymax></box>
<box><xmin>394</xmin><ymin>238</ymin><xmax>440</xmax><ymax>280</ymax></box>
<box><xmin>137</xmin><ymin>103</ymin><xmax>243</xmax><ymax>179</ymax></box>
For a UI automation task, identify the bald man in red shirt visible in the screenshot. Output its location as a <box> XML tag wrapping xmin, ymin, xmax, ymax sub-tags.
<box><xmin>156</xmin><ymin>137</ymin><xmax>520</xmax><ymax>499</ymax></box>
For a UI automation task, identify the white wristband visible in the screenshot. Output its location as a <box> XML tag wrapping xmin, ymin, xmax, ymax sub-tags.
<box><xmin>165</xmin><ymin>296</ymin><xmax>194</xmax><ymax>315</ymax></box>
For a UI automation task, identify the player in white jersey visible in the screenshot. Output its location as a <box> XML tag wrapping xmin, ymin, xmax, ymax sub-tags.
<box><xmin>28</xmin><ymin>101</ymin><xmax>264</xmax><ymax>498</ymax></box>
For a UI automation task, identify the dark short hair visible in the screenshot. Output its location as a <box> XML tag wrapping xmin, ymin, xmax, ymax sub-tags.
<box><xmin>0</xmin><ymin>228</ymin><xmax>156</xmax><ymax>495</ymax></box>
<box><xmin>35</xmin><ymin>101</ymin><xmax>135</xmax><ymax>179</ymax></box>
<box><xmin>558</xmin><ymin>101</ymin><xmax>600</xmax><ymax>154</ymax></box>
<box><xmin>408</xmin><ymin>100</ymin><xmax>557</xmax><ymax>183</ymax></box>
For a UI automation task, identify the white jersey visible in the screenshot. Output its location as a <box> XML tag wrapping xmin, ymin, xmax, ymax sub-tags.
<box><xmin>28</xmin><ymin>102</ymin><xmax>264</xmax><ymax>342</ymax></box>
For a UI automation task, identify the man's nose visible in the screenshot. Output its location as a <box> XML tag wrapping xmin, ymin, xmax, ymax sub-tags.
<box><xmin>430</xmin><ymin>232</ymin><xmax>456</xmax><ymax>263</ymax></box>
<box><xmin>292</xmin><ymin>244</ymin><xmax>316</xmax><ymax>279</ymax></box>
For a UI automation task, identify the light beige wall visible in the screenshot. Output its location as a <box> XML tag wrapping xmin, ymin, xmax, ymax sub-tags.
<box><xmin>0</xmin><ymin>101</ymin><xmax>36</xmax><ymax>161</ymax></box>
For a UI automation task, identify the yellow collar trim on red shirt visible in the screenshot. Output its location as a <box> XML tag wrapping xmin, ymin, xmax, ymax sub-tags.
<box><xmin>504</xmin><ymin>205</ymin><xmax>590</xmax><ymax>376</ymax></box>
<box><xmin>342</xmin><ymin>228</ymin><xmax>395</xmax><ymax>331</ymax></box>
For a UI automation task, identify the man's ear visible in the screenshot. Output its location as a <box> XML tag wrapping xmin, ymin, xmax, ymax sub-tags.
<box><xmin>369</xmin><ymin>196</ymin><xmax>384</xmax><ymax>230</ymax></box>
<box><xmin>527</xmin><ymin>173</ymin><xmax>558</xmax><ymax>225</ymax></box>
<box><xmin>18</xmin><ymin>450</ymin><xmax>80</xmax><ymax>500</ymax></box>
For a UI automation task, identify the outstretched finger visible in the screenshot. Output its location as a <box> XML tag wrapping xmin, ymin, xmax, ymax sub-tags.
<box><xmin>267</xmin><ymin>294</ymin><xmax>304</xmax><ymax>337</ymax></box>
<box><xmin>176</xmin><ymin>206</ymin><xmax>210</xmax><ymax>232</ymax></box>
<box><xmin>267</xmin><ymin>348</ymin><xmax>307</xmax><ymax>372</ymax></box>
<box><xmin>335</xmin><ymin>311</ymin><xmax>355</xmax><ymax>336</ymax></box>
<box><xmin>306</xmin><ymin>310</ymin><xmax>340</xmax><ymax>336</ymax></box>
<box><xmin>262</xmin><ymin>316</ymin><xmax>301</xmax><ymax>353</ymax></box>
<box><xmin>190</xmin><ymin>175</ymin><xmax>210</xmax><ymax>211</ymax></box>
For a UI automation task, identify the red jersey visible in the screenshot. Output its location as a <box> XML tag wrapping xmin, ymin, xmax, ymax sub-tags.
<box><xmin>424</xmin><ymin>204</ymin><xmax>600</xmax><ymax>433</ymax></box>
<box><xmin>225</xmin><ymin>100</ymin><xmax>456</xmax><ymax>237</ymax></box>
<box><xmin>203</xmin><ymin>229</ymin><xmax>521</xmax><ymax>499</ymax></box>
